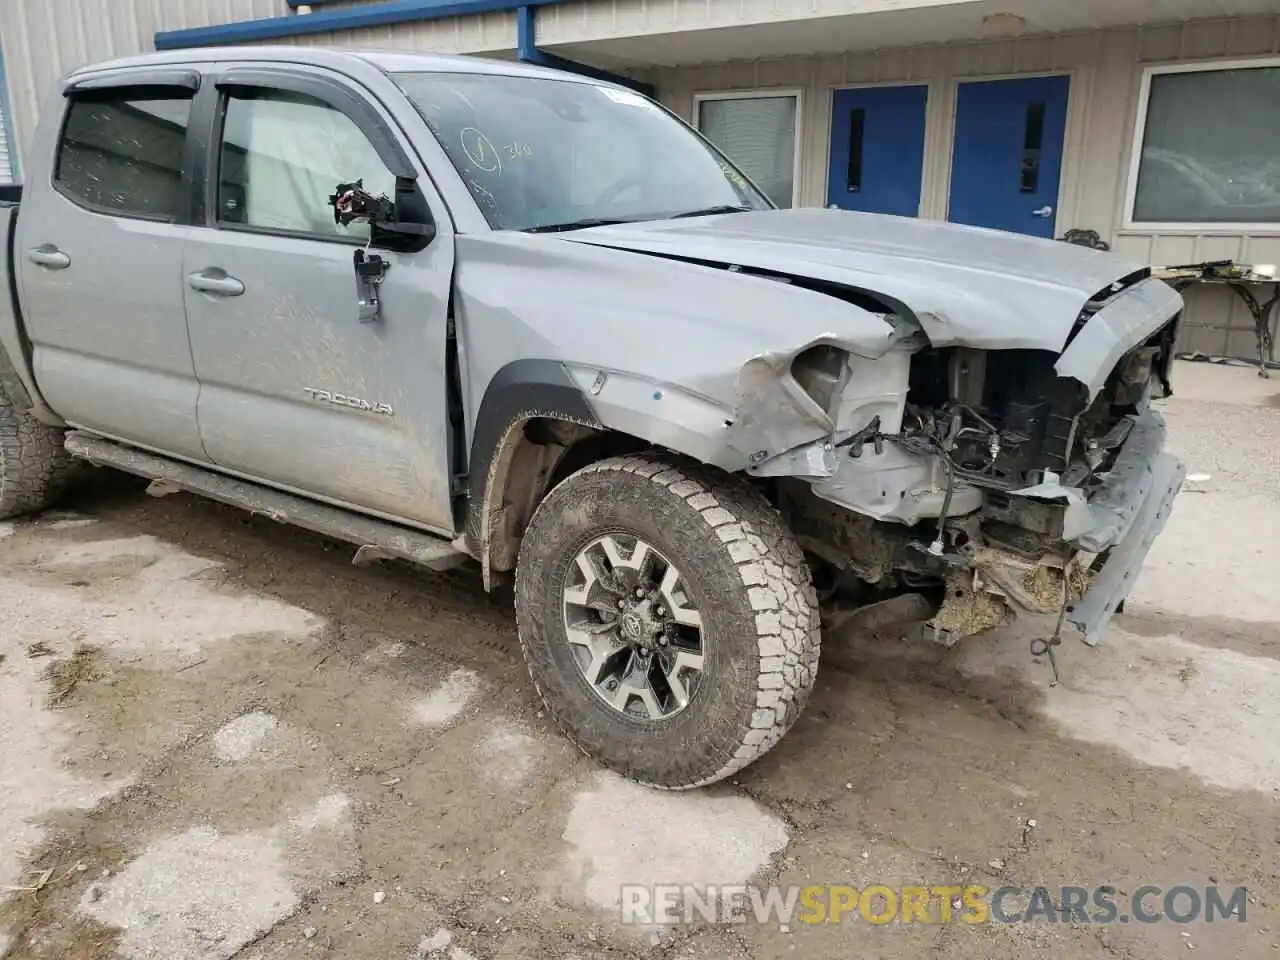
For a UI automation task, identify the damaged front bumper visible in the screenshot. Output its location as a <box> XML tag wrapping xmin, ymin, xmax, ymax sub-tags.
<box><xmin>1066</xmin><ymin>447</ymin><xmax>1184</xmax><ymax>643</ymax></box>
<box><xmin>942</xmin><ymin>409</ymin><xmax>1186</xmax><ymax>646</ymax></box>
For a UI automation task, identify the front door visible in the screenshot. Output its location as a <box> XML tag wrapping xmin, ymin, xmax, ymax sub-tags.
<box><xmin>182</xmin><ymin>67</ymin><xmax>457</xmax><ymax>532</ymax></box>
<box><xmin>948</xmin><ymin>75</ymin><xmax>1069</xmax><ymax>237</ymax></box>
<box><xmin>827</xmin><ymin>85</ymin><xmax>928</xmax><ymax>217</ymax></box>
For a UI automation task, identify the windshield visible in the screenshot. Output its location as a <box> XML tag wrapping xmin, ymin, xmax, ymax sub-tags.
<box><xmin>392</xmin><ymin>71</ymin><xmax>773</xmax><ymax>231</ymax></box>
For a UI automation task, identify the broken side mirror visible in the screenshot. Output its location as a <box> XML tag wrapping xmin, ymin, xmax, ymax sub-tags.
<box><xmin>330</xmin><ymin>176</ymin><xmax>436</xmax><ymax>253</ymax></box>
<box><xmin>373</xmin><ymin>176</ymin><xmax>437</xmax><ymax>253</ymax></box>
<box><xmin>329</xmin><ymin>177</ymin><xmax>437</xmax><ymax>323</ymax></box>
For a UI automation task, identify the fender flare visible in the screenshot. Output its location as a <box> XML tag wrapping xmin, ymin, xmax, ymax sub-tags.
<box><xmin>464</xmin><ymin>359</ymin><xmax>600</xmax><ymax>587</ymax></box>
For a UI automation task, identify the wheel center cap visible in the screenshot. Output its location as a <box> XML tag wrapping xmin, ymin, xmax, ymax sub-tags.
<box><xmin>620</xmin><ymin>612</ymin><xmax>643</xmax><ymax>640</ymax></box>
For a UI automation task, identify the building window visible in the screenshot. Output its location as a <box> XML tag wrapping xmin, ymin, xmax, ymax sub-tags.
<box><xmin>1129</xmin><ymin>60</ymin><xmax>1280</xmax><ymax>227</ymax></box>
<box><xmin>695</xmin><ymin>92</ymin><xmax>799</xmax><ymax>209</ymax></box>
<box><xmin>0</xmin><ymin>47</ymin><xmax>15</xmax><ymax>185</ymax></box>
<box><xmin>0</xmin><ymin>97</ymin><xmax>13</xmax><ymax>185</ymax></box>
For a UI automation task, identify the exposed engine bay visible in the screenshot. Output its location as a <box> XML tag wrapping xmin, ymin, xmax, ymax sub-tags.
<box><xmin>759</xmin><ymin>280</ymin><xmax>1185</xmax><ymax>656</ymax></box>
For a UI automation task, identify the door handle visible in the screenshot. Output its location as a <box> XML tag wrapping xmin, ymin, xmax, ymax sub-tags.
<box><xmin>186</xmin><ymin>268</ymin><xmax>245</xmax><ymax>297</ymax></box>
<box><xmin>27</xmin><ymin>244</ymin><xmax>70</xmax><ymax>269</ymax></box>
<box><xmin>1032</xmin><ymin>206</ymin><xmax>1054</xmax><ymax>218</ymax></box>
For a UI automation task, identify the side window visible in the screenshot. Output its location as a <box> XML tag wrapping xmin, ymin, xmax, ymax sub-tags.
<box><xmin>54</xmin><ymin>90</ymin><xmax>193</xmax><ymax>219</ymax></box>
<box><xmin>217</xmin><ymin>88</ymin><xmax>395</xmax><ymax>241</ymax></box>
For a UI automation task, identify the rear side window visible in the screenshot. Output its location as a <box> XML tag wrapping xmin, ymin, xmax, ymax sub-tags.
<box><xmin>54</xmin><ymin>91</ymin><xmax>193</xmax><ymax>219</ymax></box>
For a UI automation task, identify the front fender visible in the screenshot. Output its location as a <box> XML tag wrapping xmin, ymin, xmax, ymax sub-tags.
<box><xmin>562</xmin><ymin>365</ymin><xmax>747</xmax><ymax>471</ymax></box>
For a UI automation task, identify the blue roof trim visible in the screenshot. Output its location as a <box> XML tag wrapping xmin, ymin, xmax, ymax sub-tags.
<box><xmin>155</xmin><ymin>0</ymin><xmax>562</xmax><ymax>49</ymax></box>
<box><xmin>516</xmin><ymin>5</ymin><xmax>654</xmax><ymax>98</ymax></box>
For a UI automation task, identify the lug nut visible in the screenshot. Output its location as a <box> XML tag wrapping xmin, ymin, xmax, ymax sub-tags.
<box><xmin>635</xmin><ymin>587</ymin><xmax>645</xmax><ymax>598</ymax></box>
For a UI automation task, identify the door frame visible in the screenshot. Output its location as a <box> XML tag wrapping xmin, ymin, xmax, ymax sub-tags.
<box><xmin>823</xmin><ymin>78</ymin><xmax>941</xmax><ymax>216</ymax></box>
<box><xmin>940</xmin><ymin>68</ymin><xmax>1081</xmax><ymax>234</ymax></box>
<box><xmin>692</xmin><ymin>87</ymin><xmax>805</xmax><ymax>208</ymax></box>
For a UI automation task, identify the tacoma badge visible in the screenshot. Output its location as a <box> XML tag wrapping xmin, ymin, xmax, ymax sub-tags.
<box><xmin>304</xmin><ymin>387</ymin><xmax>394</xmax><ymax>416</ymax></box>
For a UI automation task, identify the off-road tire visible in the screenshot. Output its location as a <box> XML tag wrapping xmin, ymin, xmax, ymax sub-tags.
<box><xmin>0</xmin><ymin>388</ymin><xmax>73</xmax><ymax>520</ymax></box>
<box><xmin>514</xmin><ymin>453</ymin><xmax>821</xmax><ymax>789</ymax></box>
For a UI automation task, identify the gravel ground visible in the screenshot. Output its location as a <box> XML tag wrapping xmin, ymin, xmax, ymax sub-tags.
<box><xmin>0</xmin><ymin>360</ymin><xmax>1277</xmax><ymax>960</ymax></box>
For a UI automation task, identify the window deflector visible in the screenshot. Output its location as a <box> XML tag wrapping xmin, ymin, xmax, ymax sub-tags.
<box><xmin>215</xmin><ymin>69</ymin><xmax>416</xmax><ymax>181</ymax></box>
<box><xmin>64</xmin><ymin>69</ymin><xmax>201</xmax><ymax>95</ymax></box>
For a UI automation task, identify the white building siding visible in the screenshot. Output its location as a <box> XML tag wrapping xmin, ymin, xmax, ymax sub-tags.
<box><xmin>273</xmin><ymin>15</ymin><xmax>517</xmax><ymax>57</ymax></box>
<box><xmin>648</xmin><ymin>14</ymin><xmax>1280</xmax><ymax>357</ymax></box>
<box><xmin>0</xmin><ymin>0</ymin><xmax>281</xmax><ymax>168</ymax></box>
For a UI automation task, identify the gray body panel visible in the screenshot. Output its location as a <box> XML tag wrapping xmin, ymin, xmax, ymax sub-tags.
<box><xmin>1057</xmin><ymin>277</ymin><xmax>1183</xmax><ymax>401</ymax></box>
<box><xmin>185</xmin><ymin>230</ymin><xmax>457</xmax><ymax>531</ymax></box>
<box><xmin>563</xmin><ymin>208</ymin><xmax>1163</xmax><ymax>367</ymax></box>
<box><xmin>452</xmin><ymin>231</ymin><xmax>896</xmax><ymax>473</ymax></box>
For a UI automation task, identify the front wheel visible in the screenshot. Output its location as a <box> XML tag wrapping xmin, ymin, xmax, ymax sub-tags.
<box><xmin>514</xmin><ymin>454</ymin><xmax>821</xmax><ymax>789</ymax></box>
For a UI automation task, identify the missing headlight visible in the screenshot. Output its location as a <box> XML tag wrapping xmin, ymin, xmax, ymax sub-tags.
<box><xmin>790</xmin><ymin>345</ymin><xmax>849</xmax><ymax>416</ymax></box>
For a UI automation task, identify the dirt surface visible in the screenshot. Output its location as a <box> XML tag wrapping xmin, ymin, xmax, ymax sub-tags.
<box><xmin>1</xmin><ymin>360</ymin><xmax>1278</xmax><ymax>959</ymax></box>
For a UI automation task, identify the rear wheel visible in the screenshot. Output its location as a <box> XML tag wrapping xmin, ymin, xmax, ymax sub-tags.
<box><xmin>0</xmin><ymin>388</ymin><xmax>72</xmax><ymax>520</ymax></box>
<box><xmin>514</xmin><ymin>454</ymin><xmax>821</xmax><ymax>789</ymax></box>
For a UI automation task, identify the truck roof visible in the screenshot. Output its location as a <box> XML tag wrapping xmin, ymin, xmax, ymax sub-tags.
<box><xmin>62</xmin><ymin>44</ymin><xmax>608</xmax><ymax>87</ymax></box>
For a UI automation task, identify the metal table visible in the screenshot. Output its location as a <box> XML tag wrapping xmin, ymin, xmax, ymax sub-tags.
<box><xmin>1152</xmin><ymin>260</ymin><xmax>1280</xmax><ymax>379</ymax></box>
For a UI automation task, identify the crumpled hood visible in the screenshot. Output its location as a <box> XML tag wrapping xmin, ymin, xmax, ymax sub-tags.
<box><xmin>564</xmin><ymin>208</ymin><xmax>1157</xmax><ymax>352</ymax></box>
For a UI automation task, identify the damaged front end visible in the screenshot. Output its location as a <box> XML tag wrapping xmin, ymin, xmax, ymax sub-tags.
<box><xmin>738</xmin><ymin>273</ymin><xmax>1187</xmax><ymax>648</ymax></box>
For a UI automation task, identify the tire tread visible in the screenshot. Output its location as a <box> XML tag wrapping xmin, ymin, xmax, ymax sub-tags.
<box><xmin>516</xmin><ymin>452</ymin><xmax>821</xmax><ymax>790</ymax></box>
<box><xmin>0</xmin><ymin>389</ymin><xmax>72</xmax><ymax>520</ymax></box>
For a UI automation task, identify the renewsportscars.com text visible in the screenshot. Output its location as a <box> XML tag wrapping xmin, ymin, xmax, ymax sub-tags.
<box><xmin>621</xmin><ymin>883</ymin><xmax>1248</xmax><ymax>926</ymax></box>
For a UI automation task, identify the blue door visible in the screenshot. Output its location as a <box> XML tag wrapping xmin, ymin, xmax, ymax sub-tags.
<box><xmin>948</xmin><ymin>75</ymin><xmax>1069</xmax><ymax>237</ymax></box>
<box><xmin>826</xmin><ymin>85</ymin><xmax>928</xmax><ymax>217</ymax></box>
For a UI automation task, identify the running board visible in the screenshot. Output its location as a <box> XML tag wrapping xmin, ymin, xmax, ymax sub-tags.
<box><xmin>64</xmin><ymin>432</ymin><xmax>469</xmax><ymax>572</ymax></box>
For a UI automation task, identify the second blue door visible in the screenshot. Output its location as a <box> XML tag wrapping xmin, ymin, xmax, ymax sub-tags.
<box><xmin>826</xmin><ymin>85</ymin><xmax>928</xmax><ymax>217</ymax></box>
<box><xmin>948</xmin><ymin>75</ymin><xmax>1070</xmax><ymax>238</ymax></box>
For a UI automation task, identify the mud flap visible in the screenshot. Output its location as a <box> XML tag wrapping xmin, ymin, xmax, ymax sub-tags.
<box><xmin>1066</xmin><ymin>451</ymin><xmax>1186</xmax><ymax>645</ymax></box>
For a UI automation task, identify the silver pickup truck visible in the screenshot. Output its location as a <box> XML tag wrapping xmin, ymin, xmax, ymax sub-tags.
<box><xmin>0</xmin><ymin>46</ymin><xmax>1186</xmax><ymax>789</ymax></box>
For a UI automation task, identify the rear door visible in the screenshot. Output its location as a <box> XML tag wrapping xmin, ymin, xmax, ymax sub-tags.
<box><xmin>15</xmin><ymin>69</ymin><xmax>205</xmax><ymax>459</ymax></box>
<box><xmin>182</xmin><ymin>64</ymin><xmax>458</xmax><ymax>532</ymax></box>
